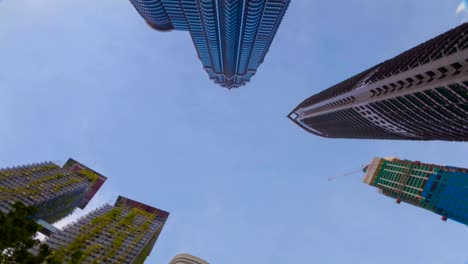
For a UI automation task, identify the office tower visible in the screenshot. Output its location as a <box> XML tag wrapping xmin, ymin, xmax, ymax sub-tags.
<box><xmin>288</xmin><ymin>22</ymin><xmax>468</xmax><ymax>141</ymax></box>
<box><xmin>128</xmin><ymin>0</ymin><xmax>290</xmax><ymax>89</ymax></box>
<box><xmin>0</xmin><ymin>159</ymin><xmax>107</xmax><ymax>224</ymax></box>
<box><xmin>170</xmin><ymin>253</ymin><xmax>209</xmax><ymax>264</ymax></box>
<box><xmin>44</xmin><ymin>196</ymin><xmax>169</xmax><ymax>263</ymax></box>
<box><xmin>363</xmin><ymin>157</ymin><xmax>468</xmax><ymax>225</ymax></box>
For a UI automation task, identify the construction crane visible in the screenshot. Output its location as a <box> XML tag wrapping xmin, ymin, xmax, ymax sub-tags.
<box><xmin>327</xmin><ymin>165</ymin><xmax>368</xmax><ymax>182</ymax></box>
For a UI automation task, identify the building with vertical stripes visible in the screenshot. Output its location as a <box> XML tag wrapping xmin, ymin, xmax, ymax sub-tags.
<box><xmin>44</xmin><ymin>196</ymin><xmax>169</xmax><ymax>264</ymax></box>
<box><xmin>363</xmin><ymin>157</ymin><xmax>468</xmax><ymax>225</ymax></box>
<box><xmin>128</xmin><ymin>0</ymin><xmax>290</xmax><ymax>89</ymax></box>
<box><xmin>288</xmin><ymin>22</ymin><xmax>468</xmax><ymax>141</ymax></box>
<box><xmin>0</xmin><ymin>158</ymin><xmax>107</xmax><ymax>224</ymax></box>
<box><xmin>169</xmin><ymin>253</ymin><xmax>209</xmax><ymax>264</ymax></box>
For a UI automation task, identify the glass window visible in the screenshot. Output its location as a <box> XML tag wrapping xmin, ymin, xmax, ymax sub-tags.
<box><xmin>414</xmin><ymin>92</ymin><xmax>433</xmax><ymax>105</ymax></box>
<box><xmin>436</xmin><ymin>87</ymin><xmax>459</xmax><ymax>103</ymax></box>
<box><xmin>448</xmin><ymin>83</ymin><xmax>468</xmax><ymax>99</ymax></box>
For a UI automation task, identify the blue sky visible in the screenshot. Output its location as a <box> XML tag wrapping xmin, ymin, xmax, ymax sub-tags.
<box><xmin>1</xmin><ymin>0</ymin><xmax>467</xmax><ymax>263</ymax></box>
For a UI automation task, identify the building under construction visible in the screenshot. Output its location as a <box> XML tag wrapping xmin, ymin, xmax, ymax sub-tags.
<box><xmin>363</xmin><ymin>157</ymin><xmax>468</xmax><ymax>225</ymax></box>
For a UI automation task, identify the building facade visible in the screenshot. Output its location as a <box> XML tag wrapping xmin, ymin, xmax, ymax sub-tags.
<box><xmin>363</xmin><ymin>157</ymin><xmax>468</xmax><ymax>225</ymax></box>
<box><xmin>128</xmin><ymin>0</ymin><xmax>290</xmax><ymax>88</ymax></box>
<box><xmin>0</xmin><ymin>158</ymin><xmax>107</xmax><ymax>224</ymax></box>
<box><xmin>289</xmin><ymin>22</ymin><xmax>468</xmax><ymax>141</ymax></box>
<box><xmin>169</xmin><ymin>253</ymin><xmax>209</xmax><ymax>264</ymax></box>
<box><xmin>44</xmin><ymin>196</ymin><xmax>169</xmax><ymax>264</ymax></box>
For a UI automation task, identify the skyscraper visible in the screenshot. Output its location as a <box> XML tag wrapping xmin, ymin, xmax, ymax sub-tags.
<box><xmin>128</xmin><ymin>0</ymin><xmax>290</xmax><ymax>88</ymax></box>
<box><xmin>363</xmin><ymin>157</ymin><xmax>468</xmax><ymax>225</ymax></box>
<box><xmin>169</xmin><ymin>253</ymin><xmax>209</xmax><ymax>264</ymax></box>
<box><xmin>44</xmin><ymin>196</ymin><xmax>169</xmax><ymax>263</ymax></box>
<box><xmin>0</xmin><ymin>158</ymin><xmax>107</xmax><ymax>224</ymax></box>
<box><xmin>288</xmin><ymin>22</ymin><xmax>468</xmax><ymax>141</ymax></box>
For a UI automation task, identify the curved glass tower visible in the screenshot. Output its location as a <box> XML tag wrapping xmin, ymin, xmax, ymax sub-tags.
<box><xmin>128</xmin><ymin>0</ymin><xmax>290</xmax><ymax>89</ymax></box>
<box><xmin>289</xmin><ymin>22</ymin><xmax>468</xmax><ymax>141</ymax></box>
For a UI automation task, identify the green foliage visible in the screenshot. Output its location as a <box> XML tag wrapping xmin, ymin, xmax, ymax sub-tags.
<box><xmin>0</xmin><ymin>202</ymin><xmax>55</xmax><ymax>263</ymax></box>
<box><xmin>35</xmin><ymin>174</ymin><xmax>65</xmax><ymax>184</ymax></box>
<box><xmin>119</xmin><ymin>210</ymin><xmax>158</xmax><ymax>262</ymax></box>
<box><xmin>77</xmin><ymin>170</ymin><xmax>99</xmax><ymax>184</ymax></box>
<box><xmin>52</xmin><ymin>207</ymin><xmax>124</xmax><ymax>262</ymax></box>
<box><xmin>51</xmin><ymin>206</ymin><xmax>158</xmax><ymax>263</ymax></box>
<box><xmin>91</xmin><ymin>207</ymin><xmax>121</xmax><ymax>225</ymax></box>
<box><xmin>69</xmin><ymin>250</ymin><xmax>82</xmax><ymax>264</ymax></box>
<box><xmin>120</xmin><ymin>211</ymin><xmax>137</xmax><ymax>226</ymax></box>
<box><xmin>82</xmin><ymin>244</ymin><xmax>102</xmax><ymax>257</ymax></box>
<box><xmin>53</xmin><ymin>178</ymin><xmax>83</xmax><ymax>192</ymax></box>
<box><xmin>0</xmin><ymin>165</ymin><xmax>60</xmax><ymax>180</ymax></box>
<box><xmin>132</xmin><ymin>227</ymin><xmax>162</xmax><ymax>264</ymax></box>
<box><xmin>0</xmin><ymin>172</ymin><xmax>70</xmax><ymax>201</ymax></box>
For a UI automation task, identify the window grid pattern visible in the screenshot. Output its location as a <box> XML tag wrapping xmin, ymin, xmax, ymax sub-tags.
<box><xmin>129</xmin><ymin>0</ymin><xmax>174</xmax><ymax>31</ymax></box>
<box><xmin>367</xmin><ymin>81</ymin><xmax>468</xmax><ymax>141</ymax></box>
<box><xmin>373</xmin><ymin>161</ymin><xmax>434</xmax><ymax>201</ymax></box>
<box><xmin>294</xmin><ymin>22</ymin><xmax>468</xmax><ymax>108</ymax></box>
<box><xmin>129</xmin><ymin>0</ymin><xmax>290</xmax><ymax>88</ymax></box>
<box><xmin>367</xmin><ymin>158</ymin><xmax>468</xmax><ymax>225</ymax></box>
<box><xmin>0</xmin><ymin>162</ymin><xmax>98</xmax><ymax>224</ymax></box>
<box><xmin>297</xmin><ymin>79</ymin><xmax>468</xmax><ymax>140</ymax></box>
<box><xmin>45</xmin><ymin>198</ymin><xmax>169</xmax><ymax>264</ymax></box>
<box><xmin>301</xmin><ymin>108</ymin><xmax>405</xmax><ymax>139</ymax></box>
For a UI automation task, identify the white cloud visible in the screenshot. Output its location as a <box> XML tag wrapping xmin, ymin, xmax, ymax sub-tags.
<box><xmin>456</xmin><ymin>1</ymin><xmax>466</xmax><ymax>15</ymax></box>
<box><xmin>53</xmin><ymin>190</ymin><xmax>114</xmax><ymax>230</ymax></box>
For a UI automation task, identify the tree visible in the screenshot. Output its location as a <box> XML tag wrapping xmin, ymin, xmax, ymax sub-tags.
<box><xmin>0</xmin><ymin>202</ymin><xmax>56</xmax><ymax>264</ymax></box>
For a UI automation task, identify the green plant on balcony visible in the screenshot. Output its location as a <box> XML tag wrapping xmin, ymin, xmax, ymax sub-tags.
<box><xmin>120</xmin><ymin>210</ymin><xmax>158</xmax><ymax>261</ymax></box>
<box><xmin>53</xmin><ymin>207</ymin><xmax>123</xmax><ymax>261</ymax></box>
<box><xmin>77</xmin><ymin>169</ymin><xmax>99</xmax><ymax>184</ymax></box>
<box><xmin>53</xmin><ymin>178</ymin><xmax>83</xmax><ymax>192</ymax></box>
<box><xmin>34</xmin><ymin>173</ymin><xmax>65</xmax><ymax>184</ymax></box>
<box><xmin>83</xmin><ymin>244</ymin><xmax>102</xmax><ymax>256</ymax></box>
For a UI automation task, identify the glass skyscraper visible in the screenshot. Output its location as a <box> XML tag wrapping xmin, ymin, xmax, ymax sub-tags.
<box><xmin>128</xmin><ymin>0</ymin><xmax>291</xmax><ymax>88</ymax></box>
<box><xmin>0</xmin><ymin>158</ymin><xmax>107</xmax><ymax>224</ymax></box>
<box><xmin>44</xmin><ymin>196</ymin><xmax>169</xmax><ymax>264</ymax></box>
<box><xmin>363</xmin><ymin>157</ymin><xmax>468</xmax><ymax>225</ymax></box>
<box><xmin>289</xmin><ymin>22</ymin><xmax>468</xmax><ymax>141</ymax></box>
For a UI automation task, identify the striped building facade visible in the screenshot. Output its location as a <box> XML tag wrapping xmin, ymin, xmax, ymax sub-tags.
<box><xmin>44</xmin><ymin>196</ymin><xmax>169</xmax><ymax>264</ymax></box>
<box><xmin>363</xmin><ymin>157</ymin><xmax>468</xmax><ymax>226</ymax></box>
<box><xmin>169</xmin><ymin>253</ymin><xmax>209</xmax><ymax>264</ymax></box>
<box><xmin>289</xmin><ymin>22</ymin><xmax>468</xmax><ymax>141</ymax></box>
<box><xmin>0</xmin><ymin>159</ymin><xmax>106</xmax><ymax>224</ymax></box>
<box><xmin>128</xmin><ymin>0</ymin><xmax>290</xmax><ymax>88</ymax></box>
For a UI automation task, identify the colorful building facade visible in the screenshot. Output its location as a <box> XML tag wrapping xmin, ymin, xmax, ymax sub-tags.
<box><xmin>289</xmin><ymin>22</ymin><xmax>468</xmax><ymax>141</ymax></box>
<box><xmin>44</xmin><ymin>196</ymin><xmax>169</xmax><ymax>263</ymax></box>
<box><xmin>363</xmin><ymin>157</ymin><xmax>468</xmax><ymax>225</ymax></box>
<box><xmin>0</xmin><ymin>159</ymin><xmax>107</xmax><ymax>224</ymax></box>
<box><xmin>128</xmin><ymin>0</ymin><xmax>291</xmax><ymax>88</ymax></box>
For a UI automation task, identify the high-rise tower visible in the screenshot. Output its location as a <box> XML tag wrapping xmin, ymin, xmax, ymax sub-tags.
<box><xmin>44</xmin><ymin>196</ymin><xmax>169</xmax><ymax>264</ymax></box>
<box><xmin>0</xmin><ymin>159</ymin><xmax>107</xmax><ymax>224</ymax></box>
<box><xmin>289</xmin><ymin>22</ymin><xmax>468</xmax><ymax>141</ymax></box>
<box><xmin>363</xmin><ymin>157</ymin><xmax>468</xmax><ymax>225</ymax></box>
<box><xmin>128</xmin><ymin>0</ymin><xmax>290</xmax><ymax>89</ymax></box>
